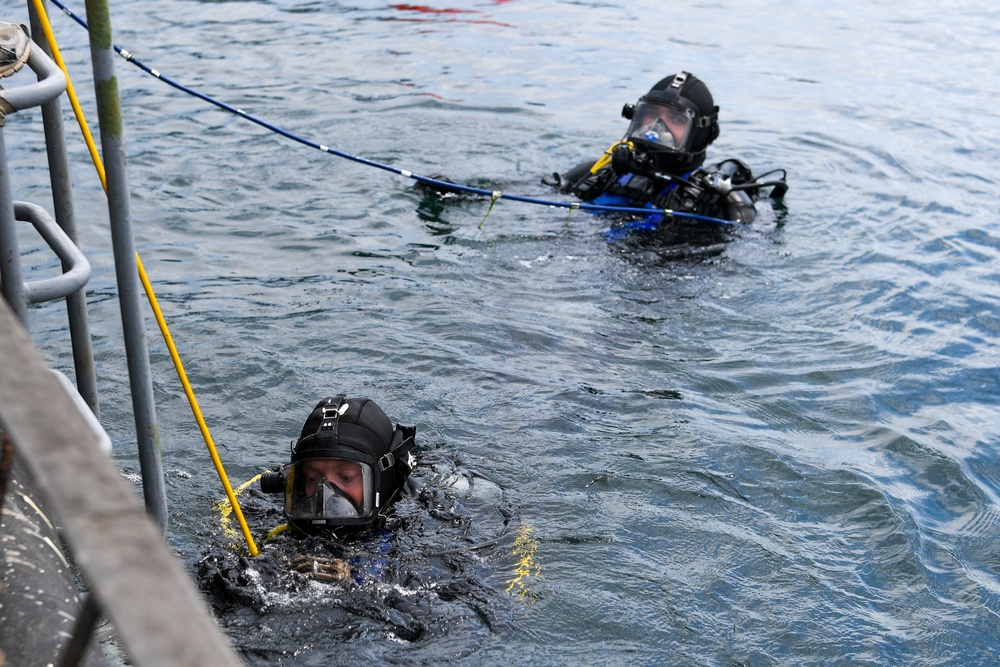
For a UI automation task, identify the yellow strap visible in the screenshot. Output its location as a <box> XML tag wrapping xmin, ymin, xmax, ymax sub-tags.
<box><xmin>34</xmin><ymin>0</ymin><xmax>259</xmax><ymax>557</ymax></box>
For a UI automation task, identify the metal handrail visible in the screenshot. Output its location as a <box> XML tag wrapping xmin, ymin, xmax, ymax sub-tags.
<box><xmin>0</xmin><ymin>24</ymin><xmax>66</xmax><ymax>111</ymax></box>
<box><xmin>3</xmin><ymin>7</ymin><xmax>167</xmax><ymax>524</ymax></box>
<box><xmin>0</xmin><ymin>297</ymin><xmax>245</xmax><ymax>667</ymax></box>
<box><xmin>0</xmin><ymin>43</ymin><xmax>67</xmax><ymax>325</ymax></box>
<box><xmin>1</xmin><ymin>15</ymin><xmax>99</xmax><ymax>419</ymax></box>
<box><xmin>15</xmin><ymin>200</ymin><xmax>92</xmax><ymax>304</ymax></box>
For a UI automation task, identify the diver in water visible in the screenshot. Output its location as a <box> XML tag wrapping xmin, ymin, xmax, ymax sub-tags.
<box><xmin>552</xmin><ymin>71</ymin><xmax>787</xmax><ymax>236</ymax></box>
<box><xmin>204</xmin><ymin>395</ymin><xmax>519</xmax><ymax>651</ymax></box>
<box><xmin>260</xmin><ymin>394</ymin><xmax>416</xmax><ymax>536</ymax></box>
<box><xmin>257</xmin><ymin>394</ymin><xmax>416</xmax><ymax>581</ymax></box>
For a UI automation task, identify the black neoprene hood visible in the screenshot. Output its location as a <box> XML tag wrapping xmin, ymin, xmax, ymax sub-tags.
<box><xmin>630</xmin><ymin>72</ymin><xmax>720</xmax><ymax>173</ymax></box>
<box><xmin>277</xmin><ymin>395</ymin><xmax>416</xmax><ymax>530</ymax></box>
<box><xmin>293</xmin><ymin>395</ymin><xmax>396</xmax><ymax>462</ymax></box>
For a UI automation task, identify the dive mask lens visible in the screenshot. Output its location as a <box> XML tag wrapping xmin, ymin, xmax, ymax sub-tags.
<box><xmin>629</xmin><ymin>101</ymin><xmax>695</xmax><ymax>151</ymax></box>
<box><xmin>282</xmin><ymin>458</ymin><xmax>375</xmax><ymax>524</ymax></box>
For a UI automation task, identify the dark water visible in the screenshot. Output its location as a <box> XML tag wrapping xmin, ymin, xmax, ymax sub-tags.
<box><xmin>7</xmin><ymin>0</ymin><xmax>1000</xmax><ymax>664</ymax></box>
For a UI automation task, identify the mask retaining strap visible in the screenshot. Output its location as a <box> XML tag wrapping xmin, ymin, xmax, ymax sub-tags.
<box><xmin>669</xmin><ymin>70</ymin><xmax>715</xmax><ymax>138</ymax></box>
<box><xmin>377</xmin><ymin>425</ymin><xmax>416</xmax><ymax>475</ymax></box>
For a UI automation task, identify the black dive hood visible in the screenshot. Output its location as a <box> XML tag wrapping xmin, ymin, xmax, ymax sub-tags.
<box><xmin>261</xmin><ymin>395</ymin><xmax>415</xmax><ymax>533</ymax></box>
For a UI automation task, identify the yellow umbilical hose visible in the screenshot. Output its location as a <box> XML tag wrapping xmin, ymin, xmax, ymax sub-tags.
<box><xmin>589</xmin><ymin>140</ymin><xmax>632</xmax><ymax>174</ymax></box>
<box><xmin>31</xmin><ymin>0</ymin><xmax>259</xmax><ymax>556</ymax></box>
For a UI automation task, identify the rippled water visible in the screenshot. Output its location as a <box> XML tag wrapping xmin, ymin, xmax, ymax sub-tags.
<box><xmin>7</xmin><ymin>0</ymin><xmax>1000</xmax><ymax>664</ymax></box>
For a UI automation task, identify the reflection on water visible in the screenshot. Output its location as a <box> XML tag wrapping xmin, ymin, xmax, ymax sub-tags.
<box><xmin>7</xmin><ymin>0</ymin><xmax>1000</xmax><ymax>664</ymax></box>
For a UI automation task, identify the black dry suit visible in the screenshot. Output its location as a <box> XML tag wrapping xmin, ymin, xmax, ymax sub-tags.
<box><xmin>554</xmin><ymin>72</ymin><xmax>787</xmax><ymax>228</ymax></box>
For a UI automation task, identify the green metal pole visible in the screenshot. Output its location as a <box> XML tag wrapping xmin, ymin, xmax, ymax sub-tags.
<box><xmin>84</xmin><ymin>0</ymin><xmax>167</xmax><ymax>528</ymax></box>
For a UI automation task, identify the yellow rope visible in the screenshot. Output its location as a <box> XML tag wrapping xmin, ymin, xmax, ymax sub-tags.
<box><xmin>566</xmin><ymin>201</ymin><xmax>580</xmax><ymax>224</ymax></box>
<box><xmin>266</xmin><ymin>523</ymin><xmax>291</xmax><ymax>540</ymax></box>
<box><xmin>33</xmin><ymin>0</ymin><xmax>259</xmax><ymax>556</ymax></box>
<box><xmin>29</xmin><ymin>0</ymin><xmax>107</xmax><ymax>191</ymax></box>
<box><xmin>214</xmin><ymin>475</ymin><xmax>260</xmax><ymax>542</ymax></box>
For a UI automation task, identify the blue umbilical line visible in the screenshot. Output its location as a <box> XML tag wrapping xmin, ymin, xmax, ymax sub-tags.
<box><xmin>48</xmin><ymin>0</ymin><xmax>736</xmax><ymax>228</ymax></box>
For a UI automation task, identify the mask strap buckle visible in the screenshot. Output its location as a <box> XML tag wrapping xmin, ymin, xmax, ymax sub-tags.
<box><xmin>378</xmin><ymin>453</ymin><xmax>395</xmax><ymax>471</ymax></box>
<box><xmin>319</xmin><ymin>395</ymin><xmax>348</xmax><ymax>432</ymax></box>
<box><xmin>380</xmin><ymin>424</ymin><xmax>416</xmax><ymax>475</ymax></box>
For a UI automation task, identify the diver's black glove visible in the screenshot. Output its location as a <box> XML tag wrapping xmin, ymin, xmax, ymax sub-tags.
<box><xmin>413</xmin><ymin>175</ymin><xmax>467</xmax><ymax>196</ymax></box>
<box><xmin>541</xmin><ymin>172</ymin><xmax>562</xmax><ymax>188</ymax></box>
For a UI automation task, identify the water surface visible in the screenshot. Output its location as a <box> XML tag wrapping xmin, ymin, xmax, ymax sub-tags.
<box><xmin>7</xmin><ymin>0</ymin><xmax>1000</xmax><ymax>664</ymax></box>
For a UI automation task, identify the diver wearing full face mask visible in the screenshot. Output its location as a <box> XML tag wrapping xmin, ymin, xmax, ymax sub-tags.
<box><xmin>210</xmin><ymin>395</ymin><xmax>500</xmax><ymax>588</ymax></box>
<box><xmin>260</xmin><ymin>395</ymin><xmax>416</xmax><ymax>537</ymax></box>
<box><xmin>554</xmin><ymin>72</ymin><xmax>788</xmax><ymax>230</ymax></box>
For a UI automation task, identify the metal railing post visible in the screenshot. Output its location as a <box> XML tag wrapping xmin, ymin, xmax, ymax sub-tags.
<box><xmin>0</xmin><ymin>131</ymin><xmax>28</xmax><ymax>326</ymax></box>
<box><xmin>27</xmin><ymin>0</ymin><xmax>101</xmax><ymax>417</ymax></box>
<box><xmin>0</xmin><ymin>26</ymin><xmax>67</xmax><ymax>330</ymax></box>
<box><xmin>83</xmin><ymin>0</ymin><xmax>167</xmax><ymax>528</ymax></box>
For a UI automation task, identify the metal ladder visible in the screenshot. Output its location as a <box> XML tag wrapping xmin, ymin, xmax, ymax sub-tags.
<box><xmin>0</xmin><ymin>9</ymin><xmax>244</xmax><ymax>666</ymax></box>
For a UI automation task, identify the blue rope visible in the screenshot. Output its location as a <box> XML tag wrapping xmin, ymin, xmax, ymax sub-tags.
<box><xmin>48</xmin><ymin>0</ymin><xmax>737</xmax><ymax>229</ymax></box>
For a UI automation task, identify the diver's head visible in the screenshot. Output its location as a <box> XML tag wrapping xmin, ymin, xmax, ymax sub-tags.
<box><xmin>260</xmin><ymin>395</ymin><xmax>416</xmax><ymax>534</ymax></box>
<box><xmin>621</xmin><ymin>72</ymin><xmax>719</xmax><ymax>174</ymax></box>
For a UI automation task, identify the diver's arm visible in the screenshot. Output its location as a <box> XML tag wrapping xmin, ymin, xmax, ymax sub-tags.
<box><xmin>558</xmin><ymin>160</ymin><xmax>598</xmax><ymax>194</ymax></box>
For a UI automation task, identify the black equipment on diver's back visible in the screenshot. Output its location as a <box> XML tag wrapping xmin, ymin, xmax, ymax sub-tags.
<box><xmin>559</xmin><ymin>148</ymin><xmax>787</xmax><ymax>224</ymax></box>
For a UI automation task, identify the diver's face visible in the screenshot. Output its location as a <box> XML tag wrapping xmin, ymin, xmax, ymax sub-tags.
<box><xmin>301</xmin><ymin>459</ymin><xmax>365</xmax><ymax>507</ymax></box>
<box><xmin>631</xmin><ymin>101</ymin><xmax>694</xmax><ymax>149</ymax></box>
